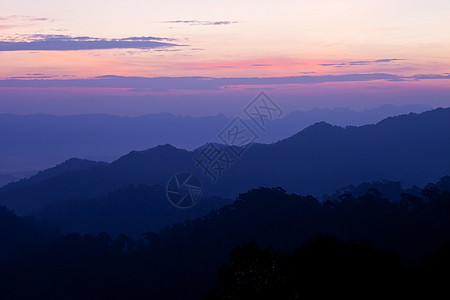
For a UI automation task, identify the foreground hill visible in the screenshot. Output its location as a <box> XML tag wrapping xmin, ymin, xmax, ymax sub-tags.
<box><xmin>0</xmin><ymin>204</ymin><xmax>53</xmax><ymax>261</ymax></box>
<box><xmin>1</xmin><ymin>107</ymin><xmax>449</xmax><ymax>215</ymax></box>
<box><xmin>1</xmin><ymin>181</ymin><xmax>450</xmax><ymax>299</ymax></box>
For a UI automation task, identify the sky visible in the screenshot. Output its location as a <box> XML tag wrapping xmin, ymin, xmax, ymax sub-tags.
<box><xmin>0</xmin><ymin>0</ymin><xmax>450</xmax><ymax>116</ymax></box>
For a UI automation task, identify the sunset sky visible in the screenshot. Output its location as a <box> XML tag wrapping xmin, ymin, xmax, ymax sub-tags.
<box><xmin>1</xmin><ymin>0</ymin><xmax>450</xmax><ymax>115</ymax></box>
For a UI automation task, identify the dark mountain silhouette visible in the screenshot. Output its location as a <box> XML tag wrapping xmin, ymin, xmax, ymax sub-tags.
<box><xmin>216</xmin><ymin>107</ymin><xmax>450</xmax><ymax>196</ymax></box>
<box><xmin>324</xmin><ymin>180</ymin><xmax>421</xmax><ymax>202</ymax></box>
<box><xmin>0</xmin><ymin>159</ymin><xmax>103</xmax><ymax>188</ymax></box>
<box><xmin>0</xmin><ymin>204</ymin><xmax>54</xmax><ymax>262</ymax></box>
<box><xmin>1</xmin><ymin>182</ymin><xmax>450</xmax><ymax>299</ymax></box>
<box><xmin>0</xmin><ymin>145</ymin><xmax>194</xmax><ymax>215</ymax></box>
<box><xmin>1</xmin><ymin>107</ymin><xmax>449</xmax><ymax>216</ymax></box>
<box><xmin>0</xmin><ymin>170</ymin><xmax>37</xmax><ymax>188</ymax></box>
<box><xmin>33</xmin><ymin>184</ymin><xmax>230</xmax><ymax>237</ymax></box>
<box><xmin>427</xmin><ymin>175</ymin><xmax>450</xmax><ymax>192</ymax></box>
<box><xmin>205</xmin><ymin>237</ymin><xmax>404</xmax><ymax>299</ymax></box>
<box><xmin>260</xmin><ymin>103</ymin><xmax>431</xmax><ymax>143</ymax></box>
<box><xmin>0</xmin><ymin>104</ymin><xmax>430</xmax><ymax>178</ymax></box>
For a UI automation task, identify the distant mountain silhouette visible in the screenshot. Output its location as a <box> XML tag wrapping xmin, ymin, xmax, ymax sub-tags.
<box><xmin>1</xmin><ymin>107</ymin><xmax>449</xmax><ymax>216</ymax></box>
<box><xmin>0</xmin><ymin>104</ymin><xmax>430</xmax><ymax>177</ymax></box>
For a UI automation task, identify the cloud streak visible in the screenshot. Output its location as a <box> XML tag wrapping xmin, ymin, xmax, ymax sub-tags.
<box><xmin>412</xmin><ymin>74</ymin><xmax>450</xmax><ymax>80</ymax></box>
<box><xmin>0</xmin><ymin>35</ymin><xmax>179</xmax><ymax>51</ymax></box>
<box><xmin>165</xmin><ymin>20</ymin><xmax>238</xmax><ymax>26</ymax></box>
<box><xmin>0</xmin><ymin>15</ymin><xmax>51</xmax><ymax>22</ymax></box>
<box><xmin>0</xmin><ymin>15</ymin><xmax>52</xmax><ymax>30</ymax></box>
<box><xmin>320</xmin><ymin>59</ymin><xmax>403</xmax><ymax>67</ymax></box>
<box><xmin>2</xmin><ymin>73</ymin><xmax>443</xmax><ymax>91</ymax></box>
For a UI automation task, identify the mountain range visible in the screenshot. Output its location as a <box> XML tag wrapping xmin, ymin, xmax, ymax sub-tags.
<box><xmin>0</xmin><ymin>104</ymin><xmax>430</xmax><ymax>176</ymax></box>
<box><xmin>0</xmin><ymin>107</ymin><xmax>449</xmax><ymax>223</ymax></box>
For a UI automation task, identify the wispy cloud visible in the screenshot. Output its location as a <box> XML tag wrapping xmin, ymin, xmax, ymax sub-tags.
<box><xmin>0</xmin><ymin>35</ymin><xmax>179</xmax><ymax>51</ymax></box>
<box><xmin>320</xmin><ymin>58</ymin><xmax>403</xmax><ymax>67</ymax></box>
<box><xmin>0</xmin><ymin>15</ymin><xmax>52</xmax><ymax>30</ymax></box>
<box><xmin>0</xmin><ymin>15</ymin><xmax>51</xmax><ymax>22</ymax></box>
<box><xmin>165</xmin><ymin>20</ymin><xmax>238</xmax><ymax>26</ymax></box>
<box><xmin>0</xmin><ymin>15</ymin><xmax>52</xmax><ymax>29</ymax></box>
<box><xmin>10</xmin><ymin>75</ymin><xmax>55</xmax><ymax>79</ymax></box>
<box><xmin>0</xmin><ymin>73</ymin><xmax>429</xmax><ymax>91</ymax></box>
<box><xmin>3</xmin><ymin>72</ymin><xmax>449</xmax><ymax>92</ymax></box>
<box><xmin>412</xmin><ymin>74</ymin><xmax>450</xmax><ymax>80</ymax></box>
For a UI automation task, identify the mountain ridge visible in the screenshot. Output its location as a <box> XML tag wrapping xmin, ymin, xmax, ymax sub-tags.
<box><xmin>0</xmin><ymin>104</ymin><xmax>432</xmax><ymax>175</ymax></box>
<box><xmin>1</xmin><ymin>107</ymin><xmax>449</xmax><ymax>215</ymax></box>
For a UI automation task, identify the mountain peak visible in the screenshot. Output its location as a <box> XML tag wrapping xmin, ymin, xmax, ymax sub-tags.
<box><xmin>10</xmin><ymin>157</ymin><xmax>106</xmax><ymax>187</ymax></box>
<box><xmin>113</xmin><ymin>144</ymin><xmax>190</xmax><ymax>166</ymax></box>
<box><xmin>276</xmin><ymin>121</ymin><xmax>340</xmax><ymax>145</ymax></box>
<box><xmin>309</xmin><ymin>121</ymin><xmax>335</xmax><ymax>129</ymax></box>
